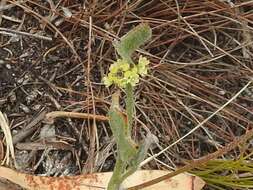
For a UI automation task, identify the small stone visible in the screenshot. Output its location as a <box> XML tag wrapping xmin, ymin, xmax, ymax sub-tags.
<box><xmin>6</xmin><ymin>64</ymin><xmax>11</xmax><ymax>69</ymax></box>
<box><xmin>19</xmin><ymin>103</ymin><xmax>30</xmax><ymax>113</ymax></box>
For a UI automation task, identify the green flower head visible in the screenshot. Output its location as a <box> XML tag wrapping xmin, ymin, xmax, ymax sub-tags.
<box><xmin>103</xmin><ymin>56</ymin><xmax>150</xmax><ymax>88</ymax></box>
<box><xmin>123</xmin><ymin>66</ymin><xmax>139</xmax><ymax>86</ymax></box>
<box><xmin>137</xmin><ymin>55</ymin><xmax>150</xmax><ymax>76</ymax></box>
<box><xmin>109</xmin><ymin>59</ymin><xmax>130</xmax><ymax>74</ymax></box>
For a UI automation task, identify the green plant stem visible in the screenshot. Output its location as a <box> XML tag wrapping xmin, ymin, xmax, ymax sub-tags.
<box><xmin>107</xmin><ymin>87</ymin><xmax>137</xmax><ymax>190</ymax></box>
<box><xmin>107</xmin><ymin>85</ymin><xmax>139</xmax><ymax>190</ymax></box>
<box><xmin>107</xmin><ymin>158</ymin><xmax>140</xmax><ymax>190</ymax></box>
<box><xmin>126</xmin><ymin>84</ymin><xmax>134</xmax><ymax>137</ymax></box>
<box><xmin>107</xmin><ymin>157</ymin><xmax>125</xmax><ymax>190</ymax></box>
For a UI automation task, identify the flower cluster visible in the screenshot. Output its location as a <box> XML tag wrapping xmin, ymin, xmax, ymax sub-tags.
<box><xmin>103</xmin><ymin>56</ymin><xmax>150</xmax><ymax>88</ymax></box>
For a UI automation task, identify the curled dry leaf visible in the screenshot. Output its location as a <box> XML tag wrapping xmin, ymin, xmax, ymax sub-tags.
<box><xmin>0</xmin><ymin>167</ymin><xmax>205</xmax><ymax>190</ymax></box>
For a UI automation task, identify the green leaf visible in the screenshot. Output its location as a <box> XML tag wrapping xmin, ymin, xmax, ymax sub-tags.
<box><xmin>108</xmin><ymin>92</ymin><xmax>138</xmax><ymax>162</ymax></box>
<box><xmin>114</xmin><ymin>23</ymin><xmax>152</xmax><ymax>62</ymax></box>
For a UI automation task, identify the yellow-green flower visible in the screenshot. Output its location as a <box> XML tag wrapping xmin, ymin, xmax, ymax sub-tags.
<box><xmin>103</xmin><ymin>59</ymin><xmax>130</xmax><ymax>88</ymax></box>
<box><xmin>109</xmin><ymin>59</ymin><xmax>130</xmax><ymax>74</ymax></box>
<box><xmin>103</xmin><ymin>56</ymin><xmax>150</xmax><ymax>88</ymax></box>
<box><xmin>137</xmin><ymin>56</ymin><xmax>150</xmax><ymax>76</ymax></box>
<box><xmin>123</xmin><ymin>66</ymin><xmax>139</xmax><ymax>86</ymax></box>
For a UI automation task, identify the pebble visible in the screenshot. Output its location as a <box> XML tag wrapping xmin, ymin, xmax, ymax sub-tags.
<box><xmin>19</xmin><ymin>103</ymin><xmax>30</xmax><ymax>113</ymax></box>
<box><xmin>6</xmin><ymin>64</ymin><xmax>11</xmax><ymax>69</ymax></box>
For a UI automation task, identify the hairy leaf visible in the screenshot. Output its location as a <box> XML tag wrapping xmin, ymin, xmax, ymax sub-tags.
<box><xmin>108</xmin><ymin>93</ymin><xmax>138</xmax><ymax>162</ymax></box>
<box><xmin>114</xmin><ymin>24</ymin><xmax>152</xmax><ymax>62</ymax></box>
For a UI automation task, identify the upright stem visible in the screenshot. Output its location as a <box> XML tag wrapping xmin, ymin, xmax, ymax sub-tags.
<box><xmin>125</xmin><ymin>84</ymin><xmax>134</xmax><ymax>137</ymax></box>
<box><xmin>107</xmin><ymin>24</ymin><xmax>152</xmax><ymax>190</ymax></box>
<box><xmin>107</xmin><ymin>158</ymin><xmax>125</xmax><ymax>190</ymax></box>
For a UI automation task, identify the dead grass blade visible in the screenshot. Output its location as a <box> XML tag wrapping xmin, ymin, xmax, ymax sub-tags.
<box><xmin>0</xmin><ymin>111</ymin><xmax>15</xmax><ymax>165</ymax></box>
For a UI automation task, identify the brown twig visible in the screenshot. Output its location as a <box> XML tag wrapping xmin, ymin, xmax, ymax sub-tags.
<box><xmin>45</xmin><ymin>111</ymin><xmax>108</xmax><ymax>123</ymax></box>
